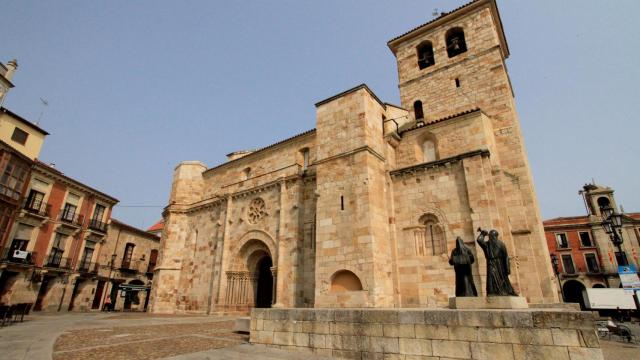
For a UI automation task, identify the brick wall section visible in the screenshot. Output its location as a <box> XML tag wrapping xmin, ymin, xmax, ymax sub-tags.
<box><xmin>250</xmin><ymin>308</ymin><xmax>603</xmax><ymax>360</ymax></box>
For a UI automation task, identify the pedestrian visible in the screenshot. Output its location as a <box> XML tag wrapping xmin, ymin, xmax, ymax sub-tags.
<box><xmin>104</xmin><ymin>297</ymin><xmax>112</xmax><ymax>312</ymax></box>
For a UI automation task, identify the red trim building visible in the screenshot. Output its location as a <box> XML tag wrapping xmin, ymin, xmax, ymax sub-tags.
<box><xmin>543</xmin><ymin>184</ymin><xmax>640</xmax><ymax>308</ymax></box>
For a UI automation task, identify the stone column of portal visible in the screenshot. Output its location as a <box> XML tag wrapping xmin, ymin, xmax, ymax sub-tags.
<box><xmin>272</xmin><ymin>180</ymin><xmax>287</xmax><ymax>308</ymax></box>
<box><xmin>270</xmin><ymin>266</ymin><xmax>278</xmax><ymax>306</ymax></box>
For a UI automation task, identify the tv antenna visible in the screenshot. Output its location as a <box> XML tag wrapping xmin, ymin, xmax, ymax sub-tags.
<box><xmin>37</xmin><ymin>97</ymin><xmax>48</xmax><ymax>124</ymax></box>
<box><xmin>432</xmin><ymin>8</ymin><xmax>439</xmax><ymax>17</ymax></box>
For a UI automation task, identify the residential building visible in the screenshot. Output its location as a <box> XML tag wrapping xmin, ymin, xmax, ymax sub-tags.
<box><xmin>0</xmin><ymin>161</ymin><xmax>118</xmax><ymax>311</ymax></box>
<box><xmin>90</xmin><ymin>219</ymin><xmax>160</xmax><ymax>312</ymax></box>
<box><xmin>544</xmin><ymin>183</ymin><xmax>640</xmax><ymax>308</ymax></box>
<box><xmin>147</xmin><ymin>219</ymin><xmax>164</xmax><ymax>238</ymax></box>
<box><xmin>0</xmin><ymin>107</ymin><xmax>48</xmax><ymax>161</ymax></box>
<box><xmin>150</xmin><ymin>0</ymin><xmax>558</xmax><ymax>315</ymax></box>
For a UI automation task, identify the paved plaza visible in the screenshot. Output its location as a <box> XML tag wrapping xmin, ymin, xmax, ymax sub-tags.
<box><xmin>0</xmin><ymin>312</ymin><xmax>638</xmax><ymax>359</ymax></box>
<box><xmin>0</xmin><ymin>313</ymin><xmax>333</xmax><ymax>360</ymax></box>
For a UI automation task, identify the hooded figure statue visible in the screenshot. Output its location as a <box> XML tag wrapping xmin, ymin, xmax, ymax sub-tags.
<box><xmin>476</xmin><ymin>229</ymin><xmax>517</xmax><ymax>296</ymax></box>
<box><xmin>448</xmin><ymin>237</ymin><xmax>478</xmax><ymax>297</ymax></box>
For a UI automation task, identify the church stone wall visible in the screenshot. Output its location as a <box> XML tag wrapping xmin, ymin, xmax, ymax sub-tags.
<box><xmin>151</xmin><ymin>0</ymin><xmax>558</xmax><ymax>314</ymax></box>
<box><xmin>391</xmin><ymin>1</ymin><xmax>556</xmax><ymax>304</ymax></box>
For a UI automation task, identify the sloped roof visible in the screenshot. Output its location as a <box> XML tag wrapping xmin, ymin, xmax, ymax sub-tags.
<box><xmin>147</xmin><ymin>219</ymin><xmax>164</xmax><ymax>232</ymax></box>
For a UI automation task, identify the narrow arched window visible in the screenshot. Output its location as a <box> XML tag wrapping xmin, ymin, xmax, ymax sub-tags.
<box><xmin>446</xmin><ymin>27</ymin><xmax>467</xmax><ymax>58</ymax></box>
<box><xmin>422</xmin><ymin>140</ymin><xmax>436</xmax><ymax>162</ymax></box>
<box><xmin>413</xmin><ymin>100</ymin><xmax>424</xmax><ymax>120</ymax></box>
<box><xmin>419</xmin><ymin>214</ymin><xmax>446</xmax><ymax>255</ymax></box>
<box><xmin>417</xmin><ymin>41</ymin><xmax>435</xmax><ymax>69</ymax></box>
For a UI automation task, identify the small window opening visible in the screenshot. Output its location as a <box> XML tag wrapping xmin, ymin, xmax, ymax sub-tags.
<box><xmin>579</xmin><ymin>232</ymin><xmax>593</xmax><ymax>247</ymax></box>
<box><xmin>243</xmin><ymin>167</ymin><xmax>251</xmax><ymax>180</ymax></box>
<box><xmin>11</xmin><ymin>127</ymin><xmax>28</xmax><ymax>145</ymax></box>
<box><xmin>455</xmin><ymin>78</ymin><xmax>461</xmax><ymax>88</ymax></box>
<box><xmin>555</xmin><ymin>233</ymin><xmax>568</xmax><ymax>249</ymax></box>
<box><xmin>561</xmin><ymin>254</ymin><xmax>575</xmax><ymax>274</ymax></box>
<box><xmin>413</xmin><ymin>100</ymin><xmax>424</xmax><ymax>121</ymax></box>
<box><xmin>340</xmin><ymin>196</ymin><xmax>344</xmax><ymax>211</ymax></box>
<box><xmin>446</xmin><ymin>27</ymin><xmax>467</xmax><ymax>58</ymax></box>
<box><xmin>417</xmin><ymin>41</ymin><xmax>435</xmax><ymax>69</ymax></box>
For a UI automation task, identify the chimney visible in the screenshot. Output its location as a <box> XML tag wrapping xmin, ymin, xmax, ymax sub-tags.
<box><xmin>5</xmin><ymin>59</ymin><xmax>18</xmax><ymax>81</ymax></box>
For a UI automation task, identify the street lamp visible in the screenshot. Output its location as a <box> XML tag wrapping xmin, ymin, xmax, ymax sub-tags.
<box><xmin>550</xmin><ymin>253</ymin><xmax>565</xmax><ymax>301</ymax></box>
<box><xmin>101</xmin><ymin>253</ymin><xmax>118</xmax><ymax>311</ymax></box>
<box><xmin>600</xmin><ymin>204</ymin><xmax>628</xmax><ymax>266</ymax></box>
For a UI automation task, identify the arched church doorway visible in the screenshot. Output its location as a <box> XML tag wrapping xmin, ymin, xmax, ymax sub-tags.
<box><xmin>563</xmin><ymin>280</ymin><xmax>587</xmax><ymax>310</ymax></box>
<box><xmin>225</xmin><ymin>237</ymin><xmax>276</xmax><ymax>311</ymax></box>
<box><xmin>255</xmin><ymin>256</ymin><xmax>273</xmax><ymax>308</ymax></box>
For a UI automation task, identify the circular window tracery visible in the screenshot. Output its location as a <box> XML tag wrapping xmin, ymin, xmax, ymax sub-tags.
<box><xmin>247</xmin><ymin>197</ymin><xmax>266</xmax><ymax>224</ymax></box>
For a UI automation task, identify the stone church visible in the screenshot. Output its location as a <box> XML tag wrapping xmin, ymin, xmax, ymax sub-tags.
<box><xmin>150</xmin><ymin>0</ymin><xmax>558</xmax><ymax>314</ymax></box>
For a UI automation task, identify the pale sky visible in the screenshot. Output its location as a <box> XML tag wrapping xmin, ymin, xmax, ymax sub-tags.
<box><xmin>1</xmin><ymin>1</ymin><xmax>639</xmax><ymax>229</ymax></box>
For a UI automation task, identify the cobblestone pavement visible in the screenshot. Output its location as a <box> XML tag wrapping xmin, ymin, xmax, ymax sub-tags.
<box><xmin>601</xmin><ymin>339</ymin><xmax>640</xmax><ymax>358</ymax></box>
<box><xmin>2</xmin><ymin>312</ymin><xmax>639</xmax><ymax>359</ymax></box>
<box><xmin>0</xmin><ymin>312</ymin><xmax>335</xmax><ymax>360</ymax></box>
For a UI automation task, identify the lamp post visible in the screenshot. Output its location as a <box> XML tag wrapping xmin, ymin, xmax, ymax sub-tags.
<box><xmin>600</xmin><ymin>204</ymin><xmax>628</xmax><ymax>266</ymax></box>
<box><xmin>550</xmin><ymin>253</ymin><xmax>565</xmax><ymax>301</ymax></box>
<box><xmin>101</xmin><ymin>253</ymin><xmax>117</xmax><ymax>311</ymax></box>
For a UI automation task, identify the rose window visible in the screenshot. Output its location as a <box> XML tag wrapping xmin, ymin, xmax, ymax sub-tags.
<box><xmin>247</xmin><ymin>198</ymin><xmax>266</xmax><ymax>224</ymax></box>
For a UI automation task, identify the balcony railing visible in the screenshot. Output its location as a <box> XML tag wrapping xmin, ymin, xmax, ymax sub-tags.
<box><xmin>119</xmin><ymin>260</ymin><xmax>142</xmax><ymax>273</ymax></box>
<box><xmin>23</xmin><ymin>199</ymin><xmax>51</xmax><ymax>218</ymax></box>
<box><xmin>44</xmin><ymin>253</ymin><xmax>71</xmax><ymax>269</ymax></box>
<box><xmin>77</xmin><ymin>260</ymin><xmax>99</xmax><ymax>274</ymax></box>
<box><xmin>0</xmin><ymin>248</ymin><xmax>36</xmax><ymax>265</ymax></box>
<box><xmin>0</xmin><ymin>183</ymin><xmax>21</xmax><ymax>202</ymax></box>
<box><xmin>88</xmin><ymin>218</ymin><xmax>108</xmax><ymax>233</ymax></box>
<box><xmin>59</xmin><ymin>211</ymin><xmax>84</xmax><ymax>227</ymax></box>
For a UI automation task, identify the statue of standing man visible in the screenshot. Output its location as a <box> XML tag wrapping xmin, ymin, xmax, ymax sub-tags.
<box><xmin>477</xmin><ymin>228</ymin><xmax>517</xmax><ymax>296</ymax></box>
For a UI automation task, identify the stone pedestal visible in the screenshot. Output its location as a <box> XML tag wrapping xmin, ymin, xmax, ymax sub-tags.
<box><xmin>250</xmin><ymin>307</ymin><xmax>603</xmax><ymax>360</ymax></box>
<box><xmin>449</xmin><ymin>296</ymin><xmax>529</xmax><ymax>309</ymax></box>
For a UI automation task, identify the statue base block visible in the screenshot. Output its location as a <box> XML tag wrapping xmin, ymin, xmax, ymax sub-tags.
<box><xmin>449</xmin><ymin>296</ymin><xmax>529</xmax><ymax>309</ymax></box>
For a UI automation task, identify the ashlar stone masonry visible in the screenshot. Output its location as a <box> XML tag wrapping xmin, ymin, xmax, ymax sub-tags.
<box><xmin>150</xmin><ymin>0</ymin><xmax>558</xmax><ymax>314</ymax></box>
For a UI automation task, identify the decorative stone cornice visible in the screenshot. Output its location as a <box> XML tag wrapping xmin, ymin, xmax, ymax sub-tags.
<box><xmin>314</xmin><ymin>145</ymin><xmax>385</xmax><ymax>166</ymax></box>
<box><xmin>390</xmin><ymin>149</ymin><xmax>490</xmax><ymax>178</ymax></box>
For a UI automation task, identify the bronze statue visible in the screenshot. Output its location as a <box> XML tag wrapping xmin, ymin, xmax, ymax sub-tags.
<box><xmin>476</xmin><ymin>228</ymin><xmax>517</xmax><ymax>296</ymax></box>
<box><xmin>448</xmin><ymin>237</ymin><xmax>478</xmax><ymax>297</ymax></box>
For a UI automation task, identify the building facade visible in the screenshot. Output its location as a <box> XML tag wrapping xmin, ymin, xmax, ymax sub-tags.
<box><xmin>151</xmin><ymin>0</ymin><xmax>558</xmax><ymax>314</ymax></box>
<box><xmin>92</xmin><ymin>219</ymin><xmax>160</xmax><ymax>312</ymax></box>
<box><xmin>0</xmin><ymin>161</ymin><xmax>118</xmax><ymax>311</ymax></box>
<box><xmin>544</xmin><ymin>183</ymin><xmax>640</xmax><ymax>308</ymax></box>
<box><xmin>0</xmin><ymin>105</ymin><xmax>49</xmax><ymax>247</ymax></box>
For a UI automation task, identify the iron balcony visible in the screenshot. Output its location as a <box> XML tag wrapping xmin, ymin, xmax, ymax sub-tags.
<box><xmin>88</xmin><ymin>218</ymin><xmax>108</xmax><ymax>233</ymax></box>
<box><xmin>23</xmin><ymin>199</ymin><xmax>50</xmax><ymax>218</ymax></box>
<box><xmin>0</xmin><ymin>248</ymin><xmax>36</xmax><ymax>266</ymax></box>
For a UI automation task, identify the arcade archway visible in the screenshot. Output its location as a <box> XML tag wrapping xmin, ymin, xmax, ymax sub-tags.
<box><xmin>563</xmin><ymin>280</ymin><xmax>587</xmax><ymax>310</ymax></box>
